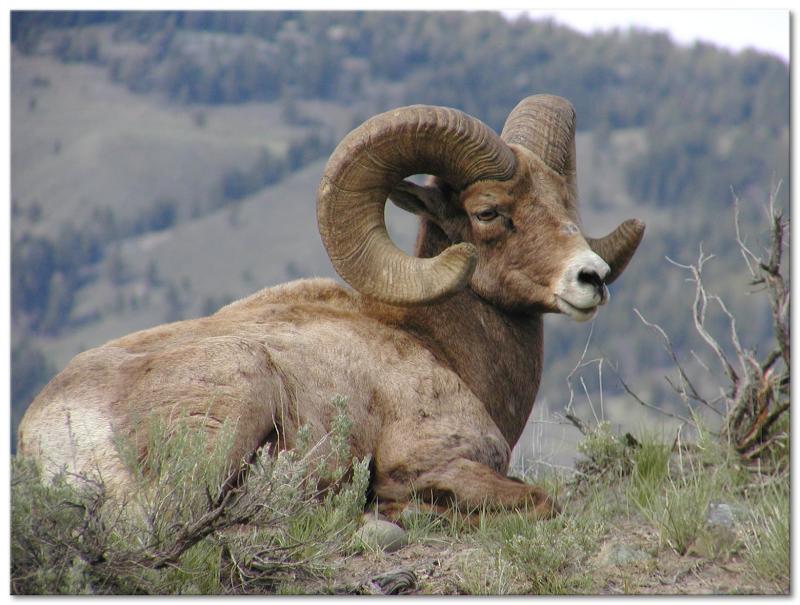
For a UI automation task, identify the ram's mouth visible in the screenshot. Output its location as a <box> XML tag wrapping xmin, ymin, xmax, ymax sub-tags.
<box><xmin>555</xmin><ymin>296</ymin><xmax>599</xmax><ymax>322</ymax></box>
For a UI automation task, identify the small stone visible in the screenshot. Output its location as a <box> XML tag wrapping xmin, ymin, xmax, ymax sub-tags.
<box><xmin>693</xmin><ymin>501</ymin><xmax>745</xmax><ymax>558</ymax></box>
<box><xmin>705</xmin><ymin>502</ymin><xmax>744</xmax><ymax>529</ymax></box>
<box><xmin>602</xmin><ymin>543</ymin><xmax>650</xmax><ymax>566</ymax></box>
<box><xmin>355</xmin><ymin>519</ymin><xmax>408</xmax><ymax>553</ymax></box>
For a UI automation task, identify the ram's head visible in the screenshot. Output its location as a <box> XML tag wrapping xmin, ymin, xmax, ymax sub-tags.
<box><xmin>317</xmin><ymin>95</ymin><xmax>644</xmax><ymax>320</ymax></box>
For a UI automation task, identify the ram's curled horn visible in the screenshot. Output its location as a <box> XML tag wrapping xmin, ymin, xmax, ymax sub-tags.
<box><xmin>500</xmin><ymin>94</ymin><xmax>577</xmax><ymax>183</ymax></box>
<box><xmin>317</xmin><ymin>105</ymin><xmax>516</xmax><ymax>305</ymax></box>
<box><xmin>501</xmin><ymin>94</ymin><xmax>645</xmax><ymax>284</ymax></box>
<box><xmin>585</xmin><ymin>219</ymin><xmax>646</xmax><ymax>284</ymax></box>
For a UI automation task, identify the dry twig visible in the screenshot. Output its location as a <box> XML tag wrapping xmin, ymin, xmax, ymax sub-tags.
<box><xmin>620</xmin><ymin>185</ymin><xmax>789</xmax><ymax>469</ymax></box>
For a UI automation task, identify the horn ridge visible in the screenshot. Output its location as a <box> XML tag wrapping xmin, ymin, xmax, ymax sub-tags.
<box><xmin>501</xmin><ymin>94</ymin><xmax>576</xmax><ymax>176</ymax></box>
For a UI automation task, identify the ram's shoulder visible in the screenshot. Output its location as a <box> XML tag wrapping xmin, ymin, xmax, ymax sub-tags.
<box><xmin>216</xmin><ymin>278</ymin><xmax>359</xmax><ymax>316</ymax></box>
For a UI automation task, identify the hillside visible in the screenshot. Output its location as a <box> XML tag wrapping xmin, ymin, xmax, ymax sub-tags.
<box><xmin>10</xmin><ymin>11</ymin><xmax>789</xmax><ymax>467</ymax></box>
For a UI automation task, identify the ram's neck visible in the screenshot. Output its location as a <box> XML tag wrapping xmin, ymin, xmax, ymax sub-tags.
<box><xmin>379</xmin><ymin>218</ymin><xmax>544</xmax><ymax>447</ymax></box>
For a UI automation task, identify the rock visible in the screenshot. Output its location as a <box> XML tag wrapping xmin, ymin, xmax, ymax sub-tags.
<box><xmin>397</xmin><ymin>504</ymin><xmax>426</xmax><ymax>526</ymax></box>
<box><xmin>355</xmin><ymin>519</ymin><xmax>408</xmax><ymax>553</ymax></box>
<box><xmin>692</xmin><ymin>501</ymin><xmax>745</xmax><ymax>557</ymax></box>
<box><xmin>705</xmin><ymin>501</ymin><xmax>746</xmax><ymax>529</ymax></box>
<box><xmin>600</xmin><ymin>543</ymin><xmax>650</xmax><ymax>566</ymax></box>
<box><xmin>362</xmin><ymin>510</ymin><xmax>389</xmax><ymax>523</ymax></box>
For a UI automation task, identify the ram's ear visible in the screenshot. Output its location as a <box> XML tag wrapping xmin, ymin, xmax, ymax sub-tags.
<box><xmin>389</xmin><ymin>180</ymin><xmax>450</xmax><ymax>220</ymax></box>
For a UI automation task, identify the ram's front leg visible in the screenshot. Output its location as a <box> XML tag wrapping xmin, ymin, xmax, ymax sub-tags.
<box><xmin>372</xmin><ymin>413</ymin><xmax>560</xmax><ymax>523</ymax></box>
<box><xmin>374</xmin><ymin>456</ymin><xmax>560</xmax><ymax>522</ymax></box>
<box><xmin>418</xmin><ymin>457</ymin><xmax>559</xmax><ymax>516</ymax></box>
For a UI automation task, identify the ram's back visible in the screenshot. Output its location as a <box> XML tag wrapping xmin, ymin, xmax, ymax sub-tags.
<box><xmin>17</xmin><ymin>278</ymin><xmax>473</xmax><ymax>491</ymax></box>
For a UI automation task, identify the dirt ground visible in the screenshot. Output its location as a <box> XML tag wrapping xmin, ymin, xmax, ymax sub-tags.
<box><xmin>298</xmin><ymin>518</ymin><xmax>778</xmax><ymax>595</ymax></box>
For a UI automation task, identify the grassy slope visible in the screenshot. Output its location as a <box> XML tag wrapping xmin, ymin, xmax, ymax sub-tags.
<box><xmin>12</xmin><ymin>54</ymin><xmax>304</xmax><ymax>233</ymax></box>
<box><xmin>301</xmin><ymin>424</ymin><xmax>789</xmax><ymax>596</ymax></box>
<box><xmin>11</xmin><ymin>418</ymin><xmax>788</xmax><ymax>595</ymax></box>
<box><xmin>11</xmin><ymin>51</ymin><xmax>359</xmax><ymax>365</ymax></box>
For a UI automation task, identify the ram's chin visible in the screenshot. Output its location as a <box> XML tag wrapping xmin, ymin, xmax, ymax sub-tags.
<box><xmin>555</xmin><ymin>296</ymin><xmax>599</xmax><ymax>322</ymax></box>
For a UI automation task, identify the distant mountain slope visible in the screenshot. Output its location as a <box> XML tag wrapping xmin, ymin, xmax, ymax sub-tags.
<box><xmin>11</xmin><ymin>54</ymin><xmax>336</xmax><ymax>233</ymax></box>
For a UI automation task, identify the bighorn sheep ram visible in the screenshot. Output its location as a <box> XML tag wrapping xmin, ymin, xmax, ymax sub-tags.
<box><xmin>18</xmin><ymin>95</ymin><xmax>644</xmax><ymax>520</ymax></box>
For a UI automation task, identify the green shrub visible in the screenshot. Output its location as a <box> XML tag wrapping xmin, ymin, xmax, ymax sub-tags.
<box><xmin>11</xmin><ymin>397</ymin><xmax>369</xmax><ymax>595</ymax></box>
<box><xmin>575</xmin><ymin>421</ymin><xmax>634</xmax><ymax>478</ymax></box>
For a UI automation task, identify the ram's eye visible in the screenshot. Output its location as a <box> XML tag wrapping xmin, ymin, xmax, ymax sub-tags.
<box><xmin>475</xmin><ymin>208</ymin><xmax>499</xmax><ymax>222</ymax></box>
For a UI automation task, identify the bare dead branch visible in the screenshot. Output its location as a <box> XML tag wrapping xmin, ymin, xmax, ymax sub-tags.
<box><xmin>717</xmin><ymin>185</ymin><xmax>790</xmax><ymax>464</ymax></box>
<box><xmin>609</xmin><ymin>362</ymin><xmax>695</xmax><ymax>426</ymax></box>
<box><xmin>733</xmin><ymin>193</ymin><xmax>761</xmax><ymax>279</ymax></box>
<box><xmin>562</xmin><ymin>321</ymin><xmax>609</xmax><ymax>436</ymax></box>
<box><xmin>667</xmin><ymin>252</ymin><xmax>741</xmax><ymax>388</ymax></box>
<box><xmin>633</xmin><ymin>308</ymin><xmax>722</xmax><ymax>416</ymax></box>
<box><xmin>564</xmin><ymin>321</ymin><xmax>595</xmax><ymax>418</ymax></box>
<box><xmin>564</xmin><ymin>411</ymin><xmax>590</xmax><ymax>436</ymax></box>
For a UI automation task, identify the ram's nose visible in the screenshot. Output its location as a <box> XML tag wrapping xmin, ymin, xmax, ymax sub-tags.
<box><xmin>577</xmin><ymin>268</ymin><xmax>608</xmax><ymax>304</ymax></box>
<box><xmin>570</xmin><ymin>250</ymin><xmax>610</xmax><ymax>300</ymax></box>
<box><xmin>555</xmin><ymin>250</ymin><xmax>611</xmax><ymax>321</ymax></box>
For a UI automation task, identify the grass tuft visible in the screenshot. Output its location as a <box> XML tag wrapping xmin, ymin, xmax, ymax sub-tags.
<box><xmin>626</xmin><ymin>434</ymin><xmax>671</xmax><ymax>513</ymax></box>
<box><xmin>744</xmin><ymin>479</ymin><xmax>790</xmax><ymax>589</ymax></box>
<box><xmin>460</xmin><ymin>505</ymin><xmax>604</xmax><ymax>594</ymax></box>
